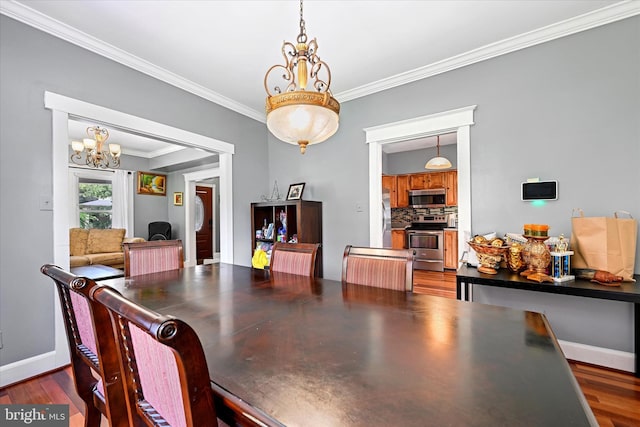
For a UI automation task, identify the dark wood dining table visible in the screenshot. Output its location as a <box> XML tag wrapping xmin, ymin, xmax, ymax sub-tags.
<box><xmin>102</xmin><ymin>263</ymin><xmax>597</xmax><ymax>426</ymax></box>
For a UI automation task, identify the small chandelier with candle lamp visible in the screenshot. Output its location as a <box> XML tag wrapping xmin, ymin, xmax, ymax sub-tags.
<box><xmin>264</xmin><ymin>0</ymin><xmax>340</xmax><ymax>154</ymax></box>
<box><xmin>70</xmin><ymin>126</ymin><xmax>121</xmax><ymax>169</ymax></box>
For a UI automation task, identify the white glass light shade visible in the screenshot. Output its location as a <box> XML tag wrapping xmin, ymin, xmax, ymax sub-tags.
<box><xmin>109</xmin><ymin>143</ymin><xmax>121</xmax><ymax>157</ymax></box>
<box><xmin>83</xmin><ymin>138</ymin><xmax>96</xmax><ymax>150</ymax></box>
<box><xmin>425</xmin><ymin>156</ymin><xmax>452</xmax><ymax>170</ymax></box>
<box><xmin>71</xmin><ymin>140</ymin><xmax>85</xmax><ymax>152</ymax></box>
<box><xmin>267</xmin><ymin>104</ymin><xmax>339</xmax><ymax>150</ymax></box>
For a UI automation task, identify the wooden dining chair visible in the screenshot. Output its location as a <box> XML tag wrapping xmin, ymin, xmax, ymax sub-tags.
<box><xmin>123</xmin><ymin>240</ymin><xmax>184</xmax><ymax>277</ymax></box>
<box><xmin>269</xmin><ymin>242</ymin><xmax>320</xmax><ymax>277</ymax></box>
<box><xmin>93</xmin><ymin>285</ymin><xmax>281</xmax><ymax>427</ymax></box>
<box><xmin>342</xmin><ymin>245</ymin><xmax>415</xmax><ymax>291</ymax></box>
<box><xmin>40</xmin><ymin>264</ymin><xmax>129</xmax><ymax>427</ymax></box>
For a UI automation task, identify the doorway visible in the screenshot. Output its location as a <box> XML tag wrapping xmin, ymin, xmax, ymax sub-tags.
<box><xmin>195</xmin><ymin>185</ymin><xmax>213</xmax><ymax>263</ymax></box>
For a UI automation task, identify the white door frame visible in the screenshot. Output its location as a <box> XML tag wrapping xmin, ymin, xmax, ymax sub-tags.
<box><xmin>43</xmin><ymin>91</ymin><xmax>234</xmax><ymax>371</ymax></box>
<box><xmin>364</xmin><ymin>105</ymin><xmax>476</xmax><ymax>259</ymax></box>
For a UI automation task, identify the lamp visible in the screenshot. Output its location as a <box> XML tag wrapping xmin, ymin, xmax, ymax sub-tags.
<box><xmin>70</xmin><ymin>126</ymin><xmax>121</xmax><ymax>169</ymax></box>
<box><xmin>264</xmin><ymin>0</ymin><xmax>339</xmax><ymax>154</ymax></box>
<box><xmin>425</xmin><ymin>135</ymin><xmax>451</xmax><ymax>170</ymax></box>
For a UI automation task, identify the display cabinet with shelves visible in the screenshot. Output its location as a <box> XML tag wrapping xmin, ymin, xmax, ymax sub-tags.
<box><xmin>250</xmin><ymin>200</ymin><xmax>323</xmax><ymax>276</ymax></box>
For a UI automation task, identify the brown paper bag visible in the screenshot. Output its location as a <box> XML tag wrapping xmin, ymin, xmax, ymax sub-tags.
<box><xmin>570</xmin><ymin>209</ymin><xmax>637</xmax><ymax>281</ymax></box>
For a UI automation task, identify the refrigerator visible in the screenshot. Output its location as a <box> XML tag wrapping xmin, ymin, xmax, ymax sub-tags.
<box><xmin>382</xmin><ymin>189</ymin><xmax>392</xmax><ymax>248</ymax></box>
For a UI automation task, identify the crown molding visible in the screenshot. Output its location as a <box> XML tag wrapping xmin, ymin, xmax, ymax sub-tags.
<box><xmin>3</xmin><ymin>1</ymin><xmax>638</xmax><ymax>115</ymax></box>
<box><xmin>336</xmin><ymin>1</ymin><xmax>640</xmax><ymax>102</ymax></box>
<box><xmin>0</xmin><ymin>0</ymin><xmax>266</xmax><ymax>123</ymax></box>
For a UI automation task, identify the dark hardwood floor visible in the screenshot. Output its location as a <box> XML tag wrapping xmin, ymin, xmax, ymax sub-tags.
<box><xmin>1</xmin><ymin>270</ymin><xmax>638</xmax><ymax>426</ymax></box>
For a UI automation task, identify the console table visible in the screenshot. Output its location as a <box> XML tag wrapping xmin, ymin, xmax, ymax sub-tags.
<box><xmin>457</xmin><ymin>264</ymin><xmax>640</xmax><ymax>377</ymax></box>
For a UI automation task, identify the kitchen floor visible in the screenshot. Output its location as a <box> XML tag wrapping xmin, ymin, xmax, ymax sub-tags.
<box><xmin>413</xmin><ymin>269</ymin><xmax>457</xmax><ymax>298</ymax></box>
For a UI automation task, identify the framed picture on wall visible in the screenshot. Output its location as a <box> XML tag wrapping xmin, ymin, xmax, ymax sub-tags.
<box><xmin>287</xmin><ymin>183</ymin><xmax>305</xmax><ymax>200</ymax></box>
<box><xmin>137</xmin><ymin>171</ymin><xmax>167</xmax><ymax>196</ymax></box>
<box><xmin>173</xmin><ymin>192</ymin><xmax>183</xmax><ymax>206</ymax></box>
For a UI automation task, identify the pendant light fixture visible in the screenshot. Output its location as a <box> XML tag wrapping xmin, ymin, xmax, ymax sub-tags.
<box><xmin>264</xmin><ymin>0</ymin><xmax>340</xmax><ymax>154</ymax></box>
<box><xmin>425</xmin><ymin>135</ymin><xmax>451</xmax><ymax>170</ymax></box>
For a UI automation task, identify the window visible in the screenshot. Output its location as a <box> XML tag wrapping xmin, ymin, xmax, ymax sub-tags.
<box><xmin>78</xmin><ymin>177</ymin><xmax>113</xmax><ymax>229</ymax></box>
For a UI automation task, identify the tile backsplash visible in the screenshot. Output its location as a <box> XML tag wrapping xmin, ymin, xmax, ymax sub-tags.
<box><xmin>392</xmin><ymin>206</ymin><xmax>458</xmax><ymax>223</ymax></box>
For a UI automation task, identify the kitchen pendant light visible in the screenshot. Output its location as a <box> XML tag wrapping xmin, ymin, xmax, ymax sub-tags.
<box><xmin>425</xmin><ymin>135</ymin><xmax>451</xmax><ymax>170</ymax></box>
<box><xmin>264</xmin><ymin>0</ymin><xmax>340</xmax><ymax>154</ymax></box>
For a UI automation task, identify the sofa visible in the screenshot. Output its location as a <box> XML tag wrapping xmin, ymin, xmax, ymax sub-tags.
<box><xmin>69</xmin><ymin>228</ymin><xmax>145</xmax><ymax>269</ymax></box>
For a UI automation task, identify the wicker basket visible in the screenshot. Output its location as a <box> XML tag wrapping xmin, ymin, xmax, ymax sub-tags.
<box><xmin>468</xmin><ymin>241</ymin><xmax>509</xmax><ymax>274</ymax></box>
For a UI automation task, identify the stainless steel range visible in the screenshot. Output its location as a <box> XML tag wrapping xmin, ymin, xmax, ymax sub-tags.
<box><xmin>406</xmin><ymin>214</ymin><xmax>447</xmax><ymax>271</ymax></box>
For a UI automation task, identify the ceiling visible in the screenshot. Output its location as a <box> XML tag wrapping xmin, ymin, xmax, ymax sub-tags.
<box><xmin>5</xmin><ymin>0</ymin><xmax>635</xmax><ymax>155</ymax></box>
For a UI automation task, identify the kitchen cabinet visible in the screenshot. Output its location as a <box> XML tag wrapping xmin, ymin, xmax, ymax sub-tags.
<box><xmin>444</xmin><ymin>230</ymin><xmax>458</xmax><ymax>270</ymax></box>
<box><xmin>392</xmin><ymin>230</ymin><xmax>406</xmax><ymax>249</ymax></box>
<box><xmin>251</xmin><ymin>200</ymin><xmax>323</xmax><ymax>276</ymax></box>
<box><xmin>426</xmin><ymin>172</ymin><xmax>445</xmax><ymax>189</ymax></box>
<box><xmin>382</xmin><ymin>175</ymin><xmax>398</xmax><ymax>208</ymax></box>
<box><xmin>445</xmin><ymin>170</ymin><xmax>457</xmax><ymax>206</ymax></box>
<box><xmin>409</xmin><ymin>173</ymin><xmax>427</xmax><ymax>190</ymax></box>
<box><xmin>396</xmin><ymin>175</ymin><xmax>409</xmax><ymax>207</ymax></box>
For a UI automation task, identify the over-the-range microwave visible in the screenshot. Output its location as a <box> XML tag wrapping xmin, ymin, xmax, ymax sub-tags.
<box><xmin>408</xmin><ymin>189</ymin><xmax>446</xmax><ymax>208</ymax></box>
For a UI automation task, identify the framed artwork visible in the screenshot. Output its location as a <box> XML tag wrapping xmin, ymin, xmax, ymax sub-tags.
<box><xmin>287</xmin><ymin>183</ymin><xmax>305</xmax><ymax>200</ymax></box>
<box><xmin>173</xmin><ymin>192</ymin><xmax>183</xmax><ymax>206</ymax></box>
<box><xmin>137</xmin><ymin>171</ymin><xmax>167</xmax><ymax>196</ymax></box>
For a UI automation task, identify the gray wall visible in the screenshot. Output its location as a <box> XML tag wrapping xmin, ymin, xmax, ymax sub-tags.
<box><xmin>0</xmin><ymin>15</ymin><xmax>268</xmax><ymax>366</ymax></box>
<box><xmin>386</xmin><ymin>144</ymin><xmax>458</xmax><ymax>175</ymax></box>
<box><xmin>267</xmin><ymin>16</ymin><xmax>639</xmax><ymax>351</ymax></box>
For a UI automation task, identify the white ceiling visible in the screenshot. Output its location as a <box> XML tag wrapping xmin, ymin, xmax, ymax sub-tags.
<box><xmin>4</xmin><ymin>0</ymin><xmax>636</xmax><ymax>154</ymax></box>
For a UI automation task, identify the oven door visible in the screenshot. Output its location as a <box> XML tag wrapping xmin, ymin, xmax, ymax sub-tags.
<box><xmin>407</xmin><ymin>230</ymin><xmax>444</xmax><ymax>271</ymax></box>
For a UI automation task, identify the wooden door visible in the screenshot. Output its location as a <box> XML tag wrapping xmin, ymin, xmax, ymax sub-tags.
<box><xmin>396</xmin><ymin>175</ymin><xmax>409</xmax><ymax>207</ymax></box>
<box><xmin>382</xmin><ymin>175</ymin><xmax>398</xmax><ymax>208</ymax></box>
<box><xmin>195</xmin><ymin>186</ymin><xmax>213</xmax><ymax>261</ymax></box>
<box><xmin>409</xmin><ymin>173</ymin><xmax>427</xmax><ymax>190</ymax></box>
<box><xmin>444</xmin><ymin>230</ymin><xmax>458</xmax><ymax>269</ymax></box>
<box><xmin>427</xmin><ymin>172</ymin><xmax>445</xmax><ymax>189</ymax></box>
<box><xmin>445</xmin><ymin>171</ymin><xmax>458</xmax><ymax>206</ymax></box>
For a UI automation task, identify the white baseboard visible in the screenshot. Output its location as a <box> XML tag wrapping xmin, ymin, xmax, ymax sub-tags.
<box><xmin>558</xmin><ymin>339</ymin><xmax>635</xmax><ymax>373</ymax></box>
<box><xmin>0</xmin><ymin>351</ymin><xmax>67</xmax><ymax>388</ymax></box>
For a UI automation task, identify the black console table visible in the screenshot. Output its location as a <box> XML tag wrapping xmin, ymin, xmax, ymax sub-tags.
<box><xmin>457</xmin><ymin>265</ymin><xmax>640</xmax><ymax>377</ymax></box>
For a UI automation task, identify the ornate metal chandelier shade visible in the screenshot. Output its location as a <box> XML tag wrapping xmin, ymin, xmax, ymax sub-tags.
<box><xmin>425</xmin><ymin>135</ymin><xmax>452</xmax><ymax>170</ymax></box>
<box><xmin>70</xmin><ymin>125</ymin><xmax>121</xmax><ymax>169</ymax></box>
<box><xmin>264</xmin><ymin>0</ymin><xmax>339</xmax><ymax>154</ymax></box>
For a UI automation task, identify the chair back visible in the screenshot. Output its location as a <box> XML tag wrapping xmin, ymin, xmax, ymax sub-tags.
<box><xmin>93</xmin><ymin>286</ymin><xmax>217</xmax><ymax>427</ymax></box>
<box><xmin>123</xmin><ymin>240</ymin><xmax>184</xmax><ymax>277</ymax></box>
<box><xmin>342</xmin><ymin>245</ymin><xmax>415</xmax><ymax>291</ymax></box>
<box><xmin>40</xmin><ymin>264</ymin><xmax>128</xmax><ymax>427</ymax></box>
<box><xmin>269</xmin><ymin>242</ymin><xmax>320</xmax><ymax>277</ymax></box>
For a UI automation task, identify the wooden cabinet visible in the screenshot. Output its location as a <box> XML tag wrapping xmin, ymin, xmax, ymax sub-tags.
<box><xmin>382</xmin><ymin>175</ymin><xmax>398</xmax><ymax>208</ymax></box>
<box><xmin>251</xmin><ymin>200</ymin><xmax>323</xmax><ymax>276</ymax></box>
<box><xmin>409</xmin><ymin>173</ymin><xmax>427</xmax><ymax>190</ymax></box>
<box><xmin>391</xmin><ymin>230</ymin><xmax>406</xmax><ymax>249</ymax></box>
<box><xmin>445</xmin><ymin>171</ymin><xmax>457</xmax><ymax>206</ymax></box>
<box><xmin>426</xmin><ymin>172</ymin><xmax>445</xmax><ymax>189</ymax></box>
<box><xmin>444</xmin><ymin>230</ymin><xmax>458</xmax><ymax>270</ymax></box>
<box><xmin>396</xmin><ymin>175</ymin><xmax>409</xmax><ymax>207</ymax></box>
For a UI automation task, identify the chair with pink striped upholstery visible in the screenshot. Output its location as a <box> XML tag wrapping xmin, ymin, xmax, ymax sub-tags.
<box><xmin>123</xmin><ymin>240</ymin><xmax>184</xmax><ymax>277</ymax></box>
<box><xmin>93</xmin><ymin>286</ymin><xmax>281</xmax><ymax>427</ymax></box>
<box><xmin>269</xmin><ymin>242</ymin><xmax>320</xmax><ymax>277</ymax></box>
<box><xmin>40</xmin><ymin>264</ymin><xmax>129</xmax><ymax>427</ymax></box>
<box><xmin>341</xmin><ymin>245</ymin><xmax>415</xmax><ymax>291</ymax></box>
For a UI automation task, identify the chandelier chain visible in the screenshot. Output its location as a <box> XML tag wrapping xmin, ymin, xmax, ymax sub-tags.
<box><xmin>297</xmin><ymin>0</ymin><xmax>307</xmax><ymax>44</ymax></box>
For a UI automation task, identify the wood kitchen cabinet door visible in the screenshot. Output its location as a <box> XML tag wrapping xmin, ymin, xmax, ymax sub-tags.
<box><xmin>382</xmin><ymin>175</ymin><xmax>398</xmax><ymax>208</ymax></box>
<box><xmin>392</xmin><ymin>230</ymin><xmax>406</xmax><ymax>249</ymax></box>
<box><xmin>444</xmin><ymin>230</ymin><xmax>458</xmax><ymax>270</ymax></box>
<box><xmin>396</xmin><ymin>175</ymin><xmax>409</xmax><ymax>207</ymax></box>
<box><xmin>445</xmin><ymin>170</ymin><xmax>457</xmax><ymax>206</ymax></box>
<box><xmin>409</xmin><ymin>173</ymin><xmax>427</xmax><ymax>190</ymax></box>
<box><xmin>426</xmin><ymin>172</ymin><xmax>445</xmax><ymax>189</ymax></box>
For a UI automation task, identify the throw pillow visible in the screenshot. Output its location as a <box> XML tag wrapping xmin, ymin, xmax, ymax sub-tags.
<box><xmin>69</xmin><ymin>228</ymin><xmax>90</xmax><ymax>256</ymax></box>
<box><xmin>86</xmin><ymin>229</ymin><xmax>126</xmax><ymax>254</ymax></box>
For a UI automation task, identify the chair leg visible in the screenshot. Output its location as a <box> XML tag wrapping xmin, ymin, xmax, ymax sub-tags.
<box><xmin>83</xmin><ymin>404</ymin><xmax>102</xmax><ymax>427</ymax></box>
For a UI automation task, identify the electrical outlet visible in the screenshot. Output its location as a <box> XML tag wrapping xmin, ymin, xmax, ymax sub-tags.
<box><xmin>355</xmin><ymin>202</ymin><xmax>364</xmax><ymax>213</ymax></box>
<box><xmin>40</xmin><ymin>194</ymin><xmax>53</xmax><ymax>211</ymax></box>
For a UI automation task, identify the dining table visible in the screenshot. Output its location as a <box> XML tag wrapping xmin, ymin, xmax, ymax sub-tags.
<box><xmin>101</xmin><ymin>263</ymin><xmax>597</xmax><ymax>426</ymax></box>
